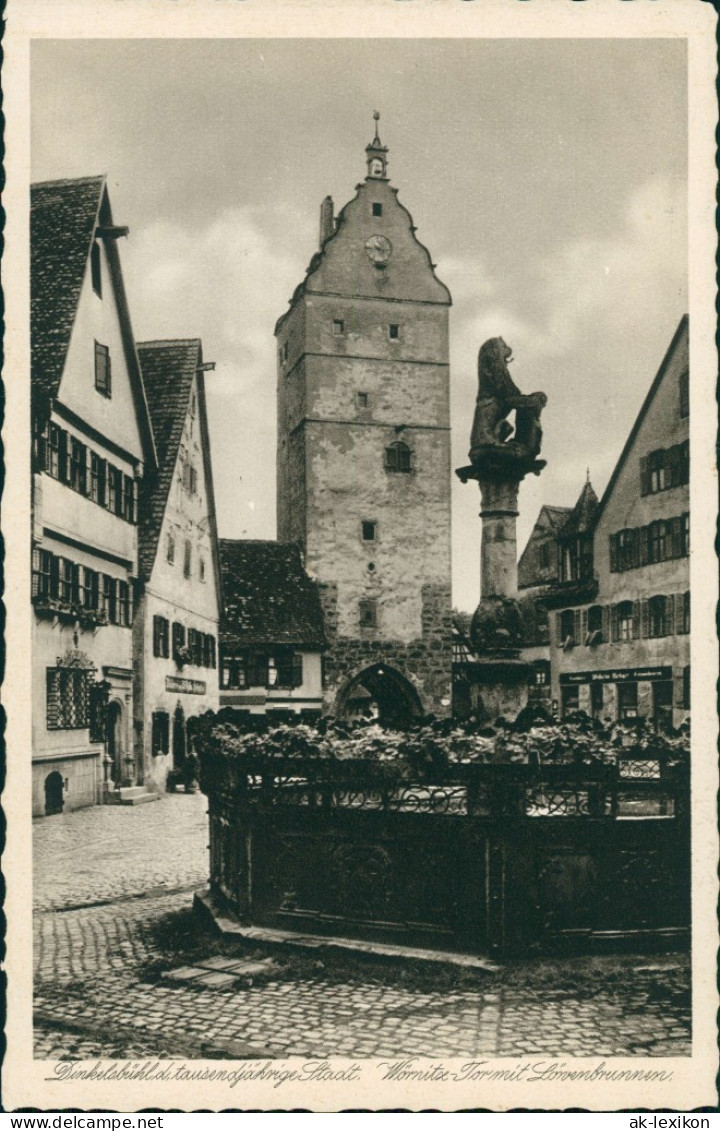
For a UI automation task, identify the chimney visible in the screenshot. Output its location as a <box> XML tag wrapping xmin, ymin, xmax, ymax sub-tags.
<box><xmin>319</xmin><ymin>196</ymin><xmax>334</xmax><ymax>248</ymax></box>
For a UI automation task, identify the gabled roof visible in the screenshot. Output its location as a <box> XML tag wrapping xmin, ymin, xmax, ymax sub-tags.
<box><xmin>31</xmin><ymin>176</ymin><xmax>105</xmax><ymax>405</ymax></box>
<box><xmin>593</xmin><ymin>315</ymin><xmax>689</xmax><ymax>526</ymax></box>
<box><xmin>542</xmin><ymin>505</ymin><xmax>573</xmax><ymax>531</ymax></box>
<box><xmin>559</xmin><ymin>479</ymin><xmax>599</xmax><ymax>538</ymax></box>
<box><xmin>136</xmin><ymin>340</ymin><xmax>220</xmax><ymax>595</ymax></box>
<box><xmin>219</xmin><ymin>540</ymin><xmax>326</xmax><ymax>649</ymax></box>
<box><xmin>31</xmin><ymin>175</ymin><xmax>157</xmax><ymax>468</ymax></box>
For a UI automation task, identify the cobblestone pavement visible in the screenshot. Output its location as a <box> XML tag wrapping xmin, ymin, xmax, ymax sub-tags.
<box><xmin>34</xmin><ymin>795</ymin><xmax>691</xmax><ymax>1061</ymax></box>
<box><xmin>33</xmin><ymin>792</ymin><xmax>209</xmax><ymax>911</ymax></box>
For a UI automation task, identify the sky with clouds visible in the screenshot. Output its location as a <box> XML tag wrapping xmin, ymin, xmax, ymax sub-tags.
<box><xmin>31</xmin><ymin>38</ymin><xmax>687</xmax><ymax>611</ymax></box>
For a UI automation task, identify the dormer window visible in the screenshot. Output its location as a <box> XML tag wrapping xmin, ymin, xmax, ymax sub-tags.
<box><xmin>91</xmin><ymin>241</ymin><xmax>102</xmax><ymax>298</ymax></box>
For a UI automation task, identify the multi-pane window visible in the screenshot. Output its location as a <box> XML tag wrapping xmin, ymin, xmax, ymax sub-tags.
<box><xmin>80</xmin><ymin>567</ymin><xmax>99</xmax><ymax>611</ymax></box>
<box><xmin>359</xmin><ymin>598</ymin><xmax>377</xmax><ymax>628</ymax></box>
<box><xmin>102</xmin><ymin>575</ymin><xmax>117</xmax><ymax>624</ymax></box>
<box><xmin>94</xmin><ymin>341</ymin><xmax>111</xmax><ymax>397</ymax></box>
<box><xmin>46</xmin><ymin>667</ymin><xmax>89</xmax><ymax>730</ymax></box>
<box><xmin>560</xmin><ymin>534</ymin><xmax>593</xmax><ymax>582</ymax></box>
<box><xmin>32</xmin><ymin>548</ymin><xmax>55</xmax><ymax>600</ymax></box>
<box><xmin>47</xmin><ymin>423</ymin><xmax>65</xmax><ymax>480</ymax></box>
<box><xmin>221</xmin><ymin>653</ymin><xmax>249</xmax><ymax>690</ymax></box>
<box><xmin>122</xmin><ymin>476</ymin><xmax>136</xmax><ymax>523</ymax></box>
<box><xmin>615</xmin><ymin>601</ymin><xmax>635</xmax><ymax>643</ymax></box>
<box><xmin>69</xmin><ymin>438</ymin><xmax>87</xmax><ymax>494</ymax></box>
<box><xmin>117</xmin><ymin>581</ymin><xmax>132</xmax><ymax>627</ymax></box>
<box><xmin>58</xmin><ymin>558</ymin><xmax>78</xmax><ymax>605</ymax></box>
<box><xmin>90</xmin><ymin>452</ymin><xmax>106</xmax><ymax>506</ymax></box>
<box><xmin>153</xmin><ymin>615</ymin><xmax>170</xmax><ymax>658</ymax></box>
<box><xmin>107</xmin><ymin>465</ymin><xmax>123</xmax><ymax>516</ymax></box>
<box><xmin>385</xmin><ymin>441</ymin><xmax>411</xmax><ymax>473</ymax></box>
<box><xmin>647</xmin><ymin>595</ymin><xmax>670</xmax><ymax>638</ymax></box>
<box><xmin>640</xmin><ymin>443</ymin><xmax>689</xmax><ymax>494</ymax></box>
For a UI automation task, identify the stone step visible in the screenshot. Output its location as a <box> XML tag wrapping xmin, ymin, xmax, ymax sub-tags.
<box><xmin>106</xmin><ymin>787</ymin><xmax>159</xmax><ymax>806</ymax></box>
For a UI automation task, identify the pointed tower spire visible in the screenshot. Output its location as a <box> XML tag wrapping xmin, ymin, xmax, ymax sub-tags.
<box><xmin>366</xmin><ymin>111</ymin><xmax>389</xmax><ymax>180</ymax></box>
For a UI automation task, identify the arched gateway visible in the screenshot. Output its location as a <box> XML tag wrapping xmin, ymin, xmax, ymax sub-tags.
<box><xmin>335</xmin><ymin>664</ymin><xmax>424</xmax><ymax>727</ymax></box>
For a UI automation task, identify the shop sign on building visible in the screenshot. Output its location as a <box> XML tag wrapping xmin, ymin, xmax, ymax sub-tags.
<box><xmin>165</xmin><ymin>676</ymin><xmax>207</xmax><ymax>695</ymax></box>
<box><xmin>560</xmin><ymin>666</ymin><xmax>672</xmax><ymax>686</ymax></box>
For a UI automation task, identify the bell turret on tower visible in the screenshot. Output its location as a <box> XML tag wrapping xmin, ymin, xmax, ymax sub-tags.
<box><xmin>365</xmin><ymin>111</ymin><xmax>389</xmax><ymax>180</ymax></box>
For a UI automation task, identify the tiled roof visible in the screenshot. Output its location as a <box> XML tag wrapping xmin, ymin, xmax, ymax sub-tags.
<box><xmin>560</xmin><ymin>480</ymin><xmax>599</xmax><ymax>537</ymax></box>
<box><xmin>31</xmin><ymin>176</ymin><xmax>105</xmax><ymax>405</ymax></box>
<box><xmin>219</xmin><ymin>540</ymin><xmax>326</xmax><ymax>649</ymax></box>
<box><xmin>136</xmin><ymin>339</ymin><xmax>201</xmax><ymax>580</ymax></box>
<box><xmin>542</xmin><ymin>505</ymin><xmax>573</xmax><ymax>531</ymax></box>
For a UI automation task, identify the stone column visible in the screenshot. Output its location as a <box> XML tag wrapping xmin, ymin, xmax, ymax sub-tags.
<box><xmin>478</xmin><ymin>477</ymin><xmax>520</xmax><ymax>600</ymax></box>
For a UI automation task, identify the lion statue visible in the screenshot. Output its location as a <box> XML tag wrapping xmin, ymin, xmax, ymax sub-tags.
<box><xmin>469</xmin><ymin>337</ymin><xmax>547</xmax><ymax>462</ymax></box>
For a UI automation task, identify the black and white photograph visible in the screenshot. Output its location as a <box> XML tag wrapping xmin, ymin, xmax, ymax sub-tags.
<box><xmin>4</xmin><ymin>1</ymin><xmax>718</xmax><ymax>1113</ymax></box>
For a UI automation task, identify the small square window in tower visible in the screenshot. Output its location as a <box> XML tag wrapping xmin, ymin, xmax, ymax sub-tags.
<box><xmin>385</xmin><ymin>441</ymin><xmax>411</xmax><ymax>473</ymax></box>
<box><xmin>333</xmin><ymin>319</ymin><xmax>345</xmax><ymax>336</ymax></box>
<box><xmin>389</xmin><ymin>324</ymin><xmax>399</xmax><ymax>340</ymax></box>
<box><xmin>357</xmin><ymin>392</ymin><xmax>369</xmax><ymax>409</ymax></box>
<box><xmin>359</xmin><ymin>598</ymin><xmax>377</xmax><ymax>629</ymax></box>
<box><xmin>372</xmin><ymin>202</ymin><xmax>383</xmax><ymax>217</ymax></box>
<box><xmin>361</xmin><ymin>520</ymin><xmax>377</xmax><ymax>542</ymax></box>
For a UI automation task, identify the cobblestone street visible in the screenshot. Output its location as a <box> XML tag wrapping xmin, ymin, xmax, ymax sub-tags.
<box><xmin>34</xmin><ymin>795</ymin><xmax>691</xmax><ymax>1061</ymax></box>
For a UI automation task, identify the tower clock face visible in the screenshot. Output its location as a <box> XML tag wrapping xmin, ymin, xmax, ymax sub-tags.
<box><xmin>365</xmin><ymin>234</ymin><xmax>392</xmax><ymax>265</ymax></box>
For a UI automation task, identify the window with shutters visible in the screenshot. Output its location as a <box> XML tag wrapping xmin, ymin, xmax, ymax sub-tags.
<box><xmin>153</xmin><ymin>615</ymin><xmax>170</xmax><ymax>658</ymax></box>
<box><xmin>151</xmin><ymin>711</ymin><xmax>170</xmax><ymax>756</ymax></box>
<box><xmin>191</xmin><ymin>628</ymin><xmax>203</xmax><ymax>667</ymax></box>
<box><xmin>102</xmin><ymin>576</ymin><xmax>118</xmax><ymax>623</ymax></box>
<box><xmin>47</xmin><ymin>423</ymin><xmax>67</xmax><ymax>481</ymax></box>
<box><xmin>46</xmin><ymin>667</ymin><xmax>89</xmax><ymax>730</ymax></box>
<box><xmin>202</xmin><ymin>634</ymin><xmax>216</xmax><ymax>669</ymax></box>
<box><xmin>385</xmin><ymin>441</ymin><xmax>412</xmax><ymax>474</ymax></box>
<box><xmin>274</xmin><ymin>651</ymin><xmax>294</xmax><ymax>689</ymax></box>
<box><xmin>221</xmin><ymin>651</ymin><xmax>249</xmax><ymax>690</ymax></box>
<box><xmin>94</xmin><ymin>341</ymin><xmax>111</xmax><ymax>397</ymax></box>
<box><xmin>641</xmin><ymin>445</ymin><xmax>689</xmax><ymax>496</ymax></box>
<box><xmin>116</xmin><ymin>581</ymin><xmax>132</xmax><ymax>627</ymax></box>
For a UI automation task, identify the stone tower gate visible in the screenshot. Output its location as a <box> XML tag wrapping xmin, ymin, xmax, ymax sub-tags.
<box><xmin>275</xmin><ymin>119</ymin><xmax>453</xmax><ymax>718</ymax></box>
